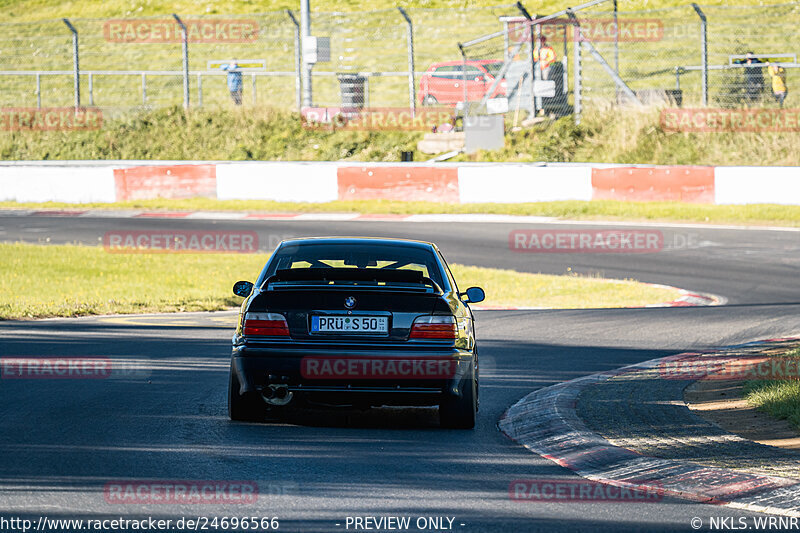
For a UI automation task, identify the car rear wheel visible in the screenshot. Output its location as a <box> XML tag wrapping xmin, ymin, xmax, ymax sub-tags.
<box><xmin>228</xmin><ymin>363</ymin><xmax>265</xmax><ymax>422</ymax></box>
<box><xmin>423</xmin><ymin>95</ymin><xmax>438</xmax><ymax>106</ymax></box>
<box><xmin>439</xmin><ymin>362</ymin><xmax>477</xmax><ymax>429</ymax></box>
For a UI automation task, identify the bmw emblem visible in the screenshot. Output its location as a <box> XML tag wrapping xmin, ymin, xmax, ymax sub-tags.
<box><xmin>344</xmin><ymin>296</ymin><xmax>357</xmax><ymax>309</ymax></box>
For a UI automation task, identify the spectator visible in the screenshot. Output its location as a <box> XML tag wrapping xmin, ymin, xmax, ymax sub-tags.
<box><xmin>220</xmin><ymin>60</ymin><xmax>243</xmax><ymax>106</ymax></box>
<box><xmin>742</xmin><ymin>52</ymin><xmax>764</xmax><ymax>105</ymax></box>
<box><xmin>768</xmin><ymin>61</ymin><xmax>788</xmax><ymax>108</ymax></box>
<box><xmin>533</xmin><ymin>36</ymin><xmax>557</xmax><ymax>80</ymax></box>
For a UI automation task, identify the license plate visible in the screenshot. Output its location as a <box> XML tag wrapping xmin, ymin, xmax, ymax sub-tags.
<box><xmin>311</xmin><ymin>315</ymin><xmax>388</xmax><ymax>334</ymax></box>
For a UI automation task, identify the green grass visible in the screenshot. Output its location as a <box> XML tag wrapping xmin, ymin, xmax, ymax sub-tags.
<box><xmin>4</xmin><ymin>198</ymin><xmax>800</xmax><ymax>227</ymax></box>
<box><xmin>0</xmin><ymin>0</ymin><xmax>770</xmax><ymax>23</ymax></box>
<box><xmin>0</xmin><ymin>242</ymin><xmax>679</xmax><ymax>319</ymax></box>
<box><xmin>2</xmin><ymin>106</ymin><xmax>800</xmax><ymax>166</ymax></box>
<box><xmin>744</xmin><ymin>347</ymin><xmax>800</xmax><ymax>429</ymax></box>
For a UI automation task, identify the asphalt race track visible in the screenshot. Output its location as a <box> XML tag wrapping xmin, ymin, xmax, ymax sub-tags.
<box><xmin>1</xmin><ymin>213</ymin><xmax>800</xmax><ymax>532</ymax></box>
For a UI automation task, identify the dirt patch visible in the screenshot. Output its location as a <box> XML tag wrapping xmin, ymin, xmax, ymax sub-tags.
<box><xmin>685</xmin><ymin>379</ymin><xmax>800</xmax><ymax>450</ymax></box>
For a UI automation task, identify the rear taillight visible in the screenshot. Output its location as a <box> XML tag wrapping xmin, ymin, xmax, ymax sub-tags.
<box><xmin>244</xmin><ymin>312</ymin><xmax>289</xmax><ymax>336</ymax></box>
<box><xmin>410</xmin><ymin>315</ymin><xmax>457</xmax><ymax>339</ymax></box>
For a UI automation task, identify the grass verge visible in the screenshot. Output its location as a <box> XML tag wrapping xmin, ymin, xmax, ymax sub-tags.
<box><xmin>2</xmin><ymin>107</ymin><xmax>800</xmax><ymax>166</ymax></box>
<box><xmin>744</xmin><ymin>347</ymin><xmax>800</xmax><ymax>429</ymax></box>
<box><xmin>0</xmin><ymin>242</ymin><xmax>679</xmax><ymax>319</ymax></box>
<box><xmin>4</xmin><ymin>198</ymin><xmax>800</xmax><ymax>227</ymax></box>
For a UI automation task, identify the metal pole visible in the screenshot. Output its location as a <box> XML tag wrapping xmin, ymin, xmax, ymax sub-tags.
<box><xmin>252</xmin><ymin>73</ymin><xmax>257</xmax><ymax>106</ymax></box>
<box><xmin>88</xmin><ymin>72</ymin><xmax>94</xmax><ymax>105</ymax></box>
<box><xmin>286</xmin><ymin>10</ymin><xmax>302</xmax><ymax>110</ymax></box>
<box><xmin>675</xmin><ymin>67</ymin><xmax>681</xmax><ymax>91</ymax></box>
<box><xmin>613</xmin><ymin>0</ymin><xmax>619</xmax><ymax>74</ymax></box>
<box><xmin>613</xmin><ymin>0</ymin><xmax>619</xmax><ymax>102</ymax></box>
<box><xmin>503</xmin><ymin>21</ymin><xmax>510</xmax><ymax>62</ymax></box>
<box><xmin>571</xmin><ymin>9</ymin><xmax>582</xmax><ymax>125</ymax></box>
<box><xmin>172</xmin><ymin>14</ymin><xmax>189</xmax><ymax>109</ymax></box>
<box><xmin>692</xmin><ymin>3</ymin><xmax>708</xmax><ymax>106</ymax></box>
<box><xmin>516</xmin><ymin>2</ymin><xmax>536</xmax><ymax>115</ymax></box>
<box><xmin>62</xmin><ymin>18</ymin><xmax>80</xmax><ymax>109</ymax></box>
<box><xmin>398</xmin><ymin>7</ymin><xmax>416</xmax><ymax>116</ymax></box>
<box><xmin>457</xmin><ymin>44</ymin><xmax>468</xmax><ymax>115</ymax></box>
<box><xmin>142</xmin><ymin>73</ymin><xmax>147</xmax><ymax>105</ymax></box>
<box><xmin>300</xmin><ymin>0</ymin><xmax>312</xmax><ymax>108</ymax></box>
<box><xmin>36</xmin><ymin>73</ymin><xmax>41</xmax><ymax>108</ymax></box>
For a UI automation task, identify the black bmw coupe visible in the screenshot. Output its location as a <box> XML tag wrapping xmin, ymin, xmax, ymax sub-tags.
<box><xmin>228</xmin><ymin>237</ymin><xmax>485</xmax><ymax>428</ymax></box>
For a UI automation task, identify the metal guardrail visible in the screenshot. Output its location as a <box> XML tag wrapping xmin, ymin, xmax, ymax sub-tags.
<box><xmin>0</xmin><ymin>69</ymin><xmax>428</xmax><ymax>108</ymax></box>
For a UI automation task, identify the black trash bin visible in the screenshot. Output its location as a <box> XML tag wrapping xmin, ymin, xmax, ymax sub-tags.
<box><xmin>337</xmin><ymin>74</ymin><xmax>366</xmax><ymax>110</ymax></box>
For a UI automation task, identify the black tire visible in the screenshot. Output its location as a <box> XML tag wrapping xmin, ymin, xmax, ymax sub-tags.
<box><xmin>228</xmin><ymin>362</ymin><xmax>265</xmax><ymax>422</ymax></box>
<box><xmin>423</xmin><ymin>95</ymin><xmax>438</xmax><ymax>106</ymax></box>
<box><xmin>439</xmin><ymin>362</ymin><xmax>477</xmax><ymax>429</ymax></box>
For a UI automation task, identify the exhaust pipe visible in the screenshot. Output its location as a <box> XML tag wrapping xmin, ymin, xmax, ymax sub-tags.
<box><xmin>261</xmin><ymin>384</ymin><xmax>293</xmax><ymax>406</ymax></box>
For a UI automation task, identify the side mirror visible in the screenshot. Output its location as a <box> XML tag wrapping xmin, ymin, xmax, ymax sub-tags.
<box><xmin>233</xmin><ymin>280</ymin><xmax>254</xmax><ymax>297</ymax></box>
<box><xmin>461</xmin><ymin>286</ymin><xmax>485</xmax><ymax>304</ymax></box>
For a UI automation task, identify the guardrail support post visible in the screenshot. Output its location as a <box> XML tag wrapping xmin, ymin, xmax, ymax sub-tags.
<box><xmin>398</xmin><ymin>7</ymin><xmax>416</xmax><ymax>116</ymax></box>
<box><xmin>62</xmin><ymin>18</ymin><xmax>80</xmax><ymax>109</ymax></box>
<box><xmin>172</xmin><ymin>14</ymin><xmax>190</xmax><ymax>109</ymax></box>
<box><xmin>692</xmin><ymin>3</ymin><xmax>708</xmax><ymax>106</ymax></box>
<box><xmin>286</xmin><ymin>10</ymin><xmax>302</xmax><ymax>111</ymax></box>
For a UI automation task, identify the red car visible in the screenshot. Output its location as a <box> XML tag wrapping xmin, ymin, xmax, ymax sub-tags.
<box><xmin>419</xmin><ymin>60</ymin><xmax>507</xmax><ymax>105</ymax></box>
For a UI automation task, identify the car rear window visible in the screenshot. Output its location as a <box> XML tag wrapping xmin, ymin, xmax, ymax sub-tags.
<box><xmin>262</xmin><ymin>243</ymin><xmax>447</xmax><ymax>289</ymax></box>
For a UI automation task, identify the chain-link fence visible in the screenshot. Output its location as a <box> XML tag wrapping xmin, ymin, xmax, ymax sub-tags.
<box><xmin>0</xmin><ymin>2</ymin><xmax>798</xmax><ymax>118</ymax></box>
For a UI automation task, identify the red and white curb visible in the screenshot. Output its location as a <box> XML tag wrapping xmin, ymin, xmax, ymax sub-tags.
<box><xmin>499</xmin><ymin>338</ymin><xmax>800</xmax><ymax>517</ymax></box>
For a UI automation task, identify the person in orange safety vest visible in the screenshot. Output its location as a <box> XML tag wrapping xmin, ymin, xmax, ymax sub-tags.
<box><xmin>533</xmin><ymin>36</ymin><xmax>557</xmax><ymax>80</ymax></box>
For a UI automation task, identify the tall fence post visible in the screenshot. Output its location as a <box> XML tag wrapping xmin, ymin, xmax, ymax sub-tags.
<box><xmin>62</xmin><ymin>18</ymin><xmax>80</xmax><ymax>109</ymax></box>
<box><xmin>300</xmin><ymin>0</ymin><xmax>313</xmax><ymax>108</ymax></box>
<box><xmin>172</xmin><ymin>14</ymin><xmax>190</xmax><ymax>109</ymax></box>
<box><xmin>692</xmin><ymin>3</ymin><xmax>708</xmax><ymax>106</ymax></box>
<box><xmin>286</xmin><ymin>10</ymin><xmax>302</xmax><ymax>111</ymax></box>
<box><xmin>515</xmin><ymin>2</ymin><xmax>537</xmax><ymax>116</ymax></box>
<box><xmin>569</xmin><ymin>9</ymin><xmax>583</xmax><ymax>125</ymax></box>
<box><xmin>458</xmin><ymin>43</ymin><xmax>468</xmax><ymax>115</ymax></box>
<box><xmin>398</xmin><ymin>7</ymin><xmax>416</xmax><ymax>116</ymax></box>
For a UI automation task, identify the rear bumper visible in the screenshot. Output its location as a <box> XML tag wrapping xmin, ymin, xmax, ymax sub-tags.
<box><xmin>232</xmin><ymin>343</ymin><xmax>474</xmax><ymax>406</ymax></box>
